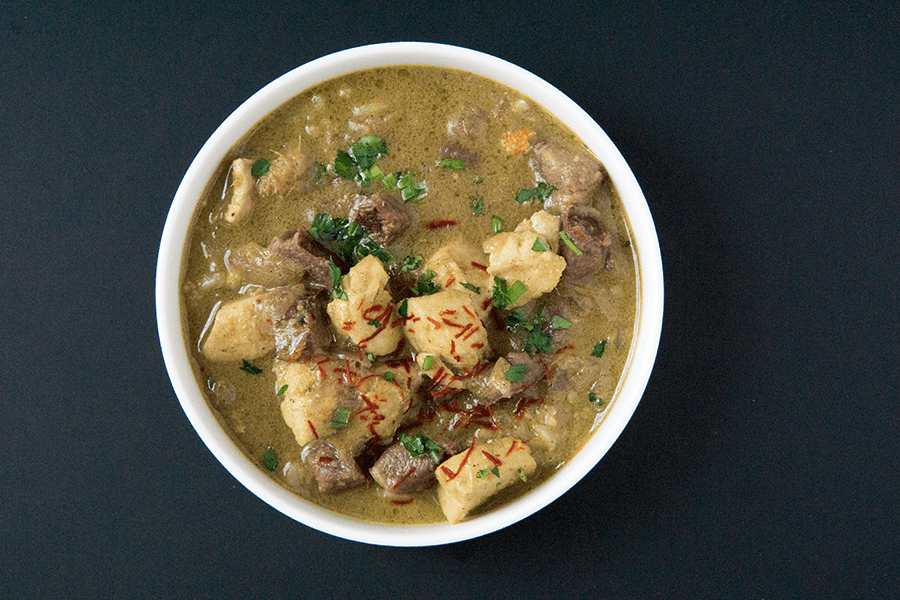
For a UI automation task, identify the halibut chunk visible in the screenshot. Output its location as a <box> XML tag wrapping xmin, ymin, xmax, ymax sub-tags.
<box><xmin>436</xmin><ymin>437</ymin><xmax>537</xmax><ymax>524</ymax></box>
<box><xmin>275</xmin><ymin>359</ymin><xmax>352</xmax><ymax>448</ymax></box>
<box><xmin>200</xmin><ymin>295</ymin><xmax>274</xmax><ymax>362</ymax></box>
<box><xmin>482</xmin><ymin>210</ymin><xmax>566</xmax><ymax>308</ymax></box>
<box><xmin>326</xmin><ymin>255</ymin><xmax>402</xmax><ymax>356</ymax></box>
<box><xmin>404</xmin><ymin>289</ymin><xmax>488</xmax><ymax>368</ymax></box>
<box><xmin>423</xmin><ymin>240</ymin><xmax>493</xmax><ymax>319</ymax></box>
<box><xmin>224</xmin><ymin>158</ymin><xmax>255</xmax><ymax>224</ymax></box>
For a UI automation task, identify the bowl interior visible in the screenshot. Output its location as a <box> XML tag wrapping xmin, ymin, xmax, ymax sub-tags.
<box><xmin>156</xmin><ymin>42</ymin><xmax>663</xmax><ymax>546</ymax></box>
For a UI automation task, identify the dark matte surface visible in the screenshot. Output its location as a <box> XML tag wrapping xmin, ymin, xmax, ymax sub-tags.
<box><xmin>2</xmin><ymin>2</ymin><xmax>897</xmax><ymax>597</ymax></box>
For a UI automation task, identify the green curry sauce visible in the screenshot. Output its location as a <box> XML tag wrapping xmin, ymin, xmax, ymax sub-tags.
<box><xmin>181</xmin><ymin>66</ymin><xmax>637</xmax><ymax>524</ymax></box>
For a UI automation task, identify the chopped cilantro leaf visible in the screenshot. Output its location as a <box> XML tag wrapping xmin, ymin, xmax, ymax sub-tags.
<box><xmin>262</xmin><ymin>446</ymin><xmax>277</xmax><ymax>472</ymax></box>
<box><xmin>411</xmin><ymin>269</ymin><xmax>441</xmax><ymax>296</ymax></box>
<box><xmin>589</xmin><ymin>391</ymin><xmax>604</xmax><ymax>405</ymax></box>
<box><xmin>251</xmin><ymin>158</ymin><xmax>270</xmax><ymax>178</ymax></box>
<box><xmin>491</xmin><ymin>215</ymin><xmax>503</xmax><ymax>233</ymax></box>
<box><xmin>476</xmin><ymin>466</ymin><xmax>500</xmax><ymax>479</ymax></box>
<box><xmin>551</xmin><ymin>315</ymin><xmax>572</xmax><ymax>329</ymax></box>
<box><xmin>518</xmin><ymin>468</ymin><xmax>528</xmax><ymax>482</ymax></box>
<box><xmin>398</xmin><ymin>432</ymin><xmax>444</xmax><ymax>463</ymax></box>
<box><xmin>422</xmin><ymin>355</ymin><xmax>434</xmax><ymax>371</ymax></box>
<box><xmin>308</xmin><ymin>213</ymin><xmax>394</xmax><ymax>265</ymax></box>
<box><xmin>559</xmin><ymin>231</ymin><xmax>583</xmax><ymax>256</ymax></box>
<box><xmin>383</xmin><ymin>371</ymin><xmax>395</xmax><ymax>382</ymax></box>
<box><xmin>240</xmin><ymin>360</ymin><xmax>262</xmax><ymax>375</ymax></box>
<box><xmin>396</xmin><ymin>171</ymin><xmax>428</xmax><ymax>202</ymax></box>
<box><xmin>515</xmin><ymin>181</ymin><xmax>556</xmax><ymax>204</ymax></box>
<box><xmin>505</xmin><ymin>363</ymin><xmax>529</xmax><ymax>382</ymax></box>
<box><xmin>460</xmin><ymin>282</ymin><xmax>481</xmax><ymax>294</ymax></box>
<box><xmin>491</xmin><ymin>276</ymin><xmax>528</xmax><ymax>310</ymax></box>
<box><xmin>438</xmin><ymin>158</ymin><xmax>466</xmax><ymax>169</ymax></box>
<box><xmin>398</xmin><ymin>298</ymin><xmax>409</xmax><ymax>318</ymax></box>
<box><xmin>329</xmin><ymin>259</ymin><xmax>347</xmax><ymax>300</ymax></box>
<box><xmin>367</xmin><ymin>319</ymin><xmax>382</xmax><ymax>328</ymax></box>
<box><xmin>469</xmin><ymin>195</ymin><xmax>484</xmax><ymax>215</ymax></box>
<box><xmin>331</xmin><ymin>408</ymin><xmax>350</xmax><ymax>430</ymax></box>
<box><xmin>276</xmin><ymin>384</ymin><xmax>288</xmax><ymax>396</ymax></box>
<box><xmin>531</xmin><ymin>237</ymin><xmax>547</xmax><ymax>252</ymax></box>
<box><xmin>591</xmin><ymin>340</ymin><xmax>607</xmax><ymax>358</ymax></box>
<box><xmin>401</xmin><ymin>254</ymin><xmax>423</xmax><ymax>271</ymax></box>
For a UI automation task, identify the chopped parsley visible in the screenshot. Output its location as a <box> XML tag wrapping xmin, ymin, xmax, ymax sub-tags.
<box><xmin>308</xmin><ymin>213</ymin><xmax>394</xmax><ymax>265</ymax></box>
<box><xmin>531</xmin><ymin>237</ymin><xmax>547</xmax><ymax>252</ymax></box>
<box><xmin>383</xmin><ymin>371</ymin><xmax>395</xmax><ymax>382</ymax></box>
<box><xmin>517</xmin><ymin>468</ymin><xmax>528</xmax><ymax>482</ymax></box>
<box><xmin>505</xmin><ymin>363</ymin><xmax>529</xmax><ymax>382</ymax></box>
<box><xmin>329</xmin><ymin>258</ymin><xmax>348</xmax><ymax>301</ymax></box>
<box><xmin>276</xmin><ymin>384</ymin><xmax>288</xmax><ymax>396</ymax></box>
<box><xmin>398</xmin><ymin>298</ymin><xmax>409</xmax><ymax>318</ymax></box>
<box><xmin>515</xmin><ymin>182</ymin><xmax>555</xmax><ymax>204</ymax></box>
<box><xmin>588</xmin><ymin>391</ymin><xmax>604</xmax><ymax>405</ymax></box>
<box><xmin>422</xmin><ymin>355</ymin><xmax>434</xmax><ymax>371</ymax></box>
<box><xmin>367</xmin><ymin>319</ymin><xmax>382</xmax><ymax>328</ymax></box>
<box><xmin>398</xmin><ymin>432</ymin><xmax>444</xmax><ymax>463</ymax></box>
<box><xmin>262</xmin><ymin>446</ymin><xmax>278</xmax><ymax>472</ymax></box>
<box><xmin>469</xmin><ymin>195</ymin><xmax>485</xmax><ymax>215</ymax></box>
<box><xmin>240</xmin><ymin>360</ymin><xmax>262</xmax><ymax>375</ymax></box>
<box><xmin>491</xmin><ymin>215</ymin><xmax>503</xmax><ymax>233</ymax></box>
<box><xmin>251</xmin><ymin>157</ymin><xmax>270</xmax><ymax>178</ymax></box>
<box><xmin>491</xmin><ymin>276</ymin><xmax>528</xmax><ymax>310</ymax></box>
<box><xmin>411</xmin><ymin>269</ymin><xmax>441</xmax><ymax>296</ymax></box>
<box><xmin>334</xmin><ymin>135</ymin><xmax>388</xmax><ymax>185</ymax></box>
<box><xmin>591</xmin><ymin>340</ymin><xmax>607</xmax><ymax>358</ymax></box>
<box><xmin>460</xmin><ymin>282</ymin><xmax>481</xmax><ymax>294</ymax></box>
<box><xmin>438</xmin><ymin>158</ymin><xmax>466</xmax><ymax>169</ymax></box>
<box><xmin>559</xmin><ymin>231</ymin><xmax>583</xmax><ymax>256</ymax></box>
<box><xmin>476</xmin><ymin>466</ymin><xmax>500</xmax><ymax>479</ymax></box>
<box><xmin>551</xmin><ymin>315</ymin><xmax>572</xmax><ymax>330</ymax></box>
<box><xmin>506</xmin><ymin>304</ymin><xmax>552</xmax><ymax>354</ymax></box>
<box><xmin>331</xmin><ymin>408</ymin><xmax>351</xmax><ymax>430</ymax></box>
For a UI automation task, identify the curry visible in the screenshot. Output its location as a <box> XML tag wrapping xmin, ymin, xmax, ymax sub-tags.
<box><xmin>180</xmin><ymin>66</ymin><xmax>637</xmax><ymax>524</ymax></box>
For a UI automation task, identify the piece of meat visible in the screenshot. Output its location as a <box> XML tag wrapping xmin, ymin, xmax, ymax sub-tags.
<box><xmin>480</xmin><ymin>352</ymin><xmax>546</xmax><ymax>404</ymax></box>
<box><xmin>348</xmin><ymin>192</ymin><xmax>413</xmax><ymax>246</ymax></box>
<box><xmin>305</xmin><ymin>440</ymin><xmax>366</xmax><ymax>494</ymax></box>
<box><xmin>253</xmin><ymin>284</ymin><xmax>333</xmax><ymax>359</ymax></box>
<box><xmin>560</xmin><ymin>206</ymin><xmax>613</xmax><ymax>280</ymax></box>
<box><xmin>370</xmin><ymin>442</ymin><xmax>449</xmax><ymax>497</ymax></box>
<box><xmin>530</xmin><ymin>139</ymin><xmax>603</xmax><ymax>212</ymax></box>
<box><xmin>446</xmin><ymin>102</ymin><xmax>488</xmax><ymax>140</ymax></box>
<box><xmin>267</xmin><ymin>229</ymin><xmax>345</xmax><ymax>289</ymax></box>
<box><xmin>439</xmin><ymin>142</ymin><xmax>479</xmax><ymax>167</ymax></box>
<box><xmin>227</xmin><ymin>242</ymin><xmax>304</xmax><ymax>288</ymax></box>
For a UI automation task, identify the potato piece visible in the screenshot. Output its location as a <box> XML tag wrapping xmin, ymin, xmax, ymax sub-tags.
<box><xmin>200</xmin><ymin>295</ymin><xmax>274</xmax><ymax>362</ymax></box>
<box><xmin>436</xmin><ymin>437</ymin><xmax>537</xmax><ymax>524</ymax></box>
<box><xmin>404</xmin><ymin>289</ymin><xmax>488</xmax><ymax>368</ymax></box>
<box><xmin>423</xmin><ymin>240</ymin><xmax>493</xmax><ymax>319</ymax></box>
<box><xmin>482</xmin><ymin>210</ymin><xmax>566</xmax><ymax>308</ymax></box>
<box><xmin>275</xmin><ymin>359</ymin><xmax>348</xmax><ymax>448</ymax></box>
<box><xmin>224</xmin><ymin>158</ymin><xmax>255</xmax><ymax>224</ymax></box>
<box><xmin>326</xmin><ymin>255</ymin><xmax>402</xmax><ymax>356</ymax></box>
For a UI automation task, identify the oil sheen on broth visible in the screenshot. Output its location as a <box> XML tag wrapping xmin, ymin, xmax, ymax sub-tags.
<box><xmin>181</xmin><ymin>66</ymin><xmax>637</xmax><ymax>525</ymax></box>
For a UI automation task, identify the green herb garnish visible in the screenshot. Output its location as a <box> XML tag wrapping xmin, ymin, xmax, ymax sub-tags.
<box><xmin>469</xmin><ymin>195</ymin><xmax>484</xmax><ymax>215</ymax></box>
<box><xmin>367</xmin><ymin>319</ymin><xmax>382</xmax><ymax>328</ymax></box>
<box><xmin>396</xmin><ymin>171</ymin><xmax>428</xmax><ymax>202</ymax></box>
<box><xmin>401</xmin><ymin>254</ymin><xmax>423</xmax><ymax>271</ymax></box>
<box><xmin>518</xmin><ymin>468</ymin><xmax>528</xmax><ymax>482</ymax></box>
<box><xmin>531</xmin><ymin>237</ymin><xmax>547</xmax><ymax>252</ymax></box>
<box><xmin>398</xmin><ymin>298</ymin><xmax>409</xmax><ymax>318</ymax></box>
<box><xmin>559</xmin><ymin>231</ymin><xmax>583</xmax><ymax>256</ymax></box>
<box><xmin>334</xmin><ymin>135</ymin><xmax>388</xmax><ymax>185</ymax></box>
<box><xmin>308</xmin><ymin>213</ymin><xmax>394</xmax><ymax>265</ymax></box>
<box><xmin>491</xmin><ymin>276</ymin><xmax>528</xmax><ymax>310</ymax></box>
<box><xmin>251</xmin><ymin>158</ymin><xmax>270</xmax><ymax>178</ymax></box>
<box><xmin>422</xmin><ymin>355</ymin><xmax>434</xmax><ymax>371</ymax></box>
<box><xmin>313</xmin><ymin>161</ymin><xmax>327</xmax><ymax>183</ymax></box>
<box><xmin>506</xmin><ymin>303</ymin><xmax>552</xmax><ymax>354</ymax></box>
<box><xmin>411</xmin><ymin>269</ymin><xmax>441</xmax><ymax>296</ymax></box>
<box><xmin>505</xmin><ymin>363</ymin><xmax>529</xmax><ymax>382</ymax></box>
<box><xmin>240</xmin><ymin>360</ymin><xmax>262</xmax><ymax>375</ymax></box>
<box><xmin>515</xmin><ymin>181</ymin><xmax>556</xmax><ymax>204</ymax></box>
<box><xmin>588</xmin><ymin>391</ymin><xmax>604</xmax><ymax>405</ymax></box>
<box><xmin>331</xmin><ymin>408</ymin><xmax>351</xmax><ymax>430</ymax></box>
<box><xmin>591</xmin><ymin>340</ymin><xmax>607</xmax><ymax>358</ymax></box>
<box><xmin>460</xmin><ymin>282</ymin><xmax>481</xmax><ymax>294</ymax></box>
<box><xmin>476</xmin><ymin>466</ymin><xmax>501</xmax><ymax>479</ymax></box>
<box><xmin>383</xmin><ymin>371</ymin><xmax>395</xmax><ymax>382</ymax></box>
<box><xmin>398</xmin><ymin>432</ymin><xmax>444</xmax><ymax>463</ymax></box>
<box><xmin>438</xmin><ymin>158</ymin><xmax>466</xmax><ymax>169</ymax></box>
<box><xmin>329</xmin><ymin>258</ymin><xmax>348</xmax><ymax>301</ymax></box>
<box><xmin>262</xmin><ymin>446</ymin><xmax>278</xmax><ymax>472</ymax></box>
<box><xmin>491</xmin><ymin>215</ymin><xmax>503</xmax><ymax>233</ymax></box>
<box><xmin>276</xmin><ymin>384</ymin><xmax>288</xmax><ymax>396</ymax></box>
<box><xmin>551</xmin><ymin>315</ymin><xmax>572</xmax><ymax>329</ymax></box>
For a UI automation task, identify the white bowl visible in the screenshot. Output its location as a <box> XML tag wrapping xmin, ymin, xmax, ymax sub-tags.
<box><xmin>156</xmin><ymin>42</ymin><xmax>663</xmax><ymax>546</ymax></box>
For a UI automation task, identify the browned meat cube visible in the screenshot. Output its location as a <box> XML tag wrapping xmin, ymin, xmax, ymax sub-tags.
<box><xmin>306</xmin><ymin>441</ymin><xmax>366</xmax><ymax>494</ymax></box>
<box><xmin>560</xmin><ymin>206</ymin><xmax>613</xmax><ymax>280</ymax></box>
<box><xmin>349</xmin><ymin>192</ymin><xmax>413</xmax><ymax>246</ymax></box>
<box><xmin>530</xmin><ymin>139</ymin><xmax>603</xmax><ymax>212</ymax></box>
<box><xmin>370</xmin><ymin>442</ymin><xmax>448</xmax><ymax>497</ymax></box>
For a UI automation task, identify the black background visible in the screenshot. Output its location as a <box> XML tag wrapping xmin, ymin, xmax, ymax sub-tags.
<box><xmin>2</xmin><ymin>1</ymin><xmax>897</xmax><ymax>598</ymax></box>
